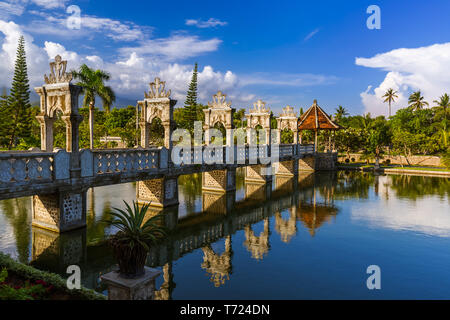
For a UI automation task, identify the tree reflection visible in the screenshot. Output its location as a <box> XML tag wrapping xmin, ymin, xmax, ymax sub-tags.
<box><xmin>0</xmin><ymin>198</ymin><xmax>31</xmax><ymax>263</ymax></box>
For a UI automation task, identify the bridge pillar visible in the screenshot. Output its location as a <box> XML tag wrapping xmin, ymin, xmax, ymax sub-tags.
<box><xmin>244</xmin><ymin>181</ymin><xmax>272</xmax><ymax>202</ymax></box>
<box><xmin>245</xmin><ymin>164</ymin><xmax>273</xmax><ymax>184</ymax></box>
<box><xmin>299</xmin><ymin>155</ymin><xmax>316</xmax><ymax>171</ymax></box>
<box><xmin>275</xmin><ymin>175</ymin><xmax>296</xmax><ymax>193</ymax></box>
<box><xmin>30</xmin><ymin>227</ymin><xmax>87</xmax><ymax>273</ymax></box>
<box><xmin>202</xmin><ymin>168</ymin><xmax>236</xmax><ymax>193</ymax></box>
<box><xmin>274</xmin><ymin>160</ymin><xmax>298</xmax><ymax>177</ymax></box>
<box><xmin>32</xmin><ymin>190</ymin><xmax>87</xmax><ymax>233</ymax></box>
<box><xmin>137</xmin><ymin>177</ymin><xmax>179</xmax><ymax>208</ymax></box>
<box><xmin>202</xmin><ymin>191</ymin><xmax>236</xmax><ymax>215</ymax></box>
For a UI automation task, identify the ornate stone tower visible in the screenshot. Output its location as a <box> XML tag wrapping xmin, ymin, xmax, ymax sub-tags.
<box><xmin>203</xmin><ymin>91</ymin><xmax>234</xmax><ymax>146</ymax></box>
<box><xmin>138</xmin><ymin>77</ymin><xmax>176</xmax><ymax>149</ymax></box>
<box><xmin>35</xmin><ymin>55</ymin><xmax>83</xmax><ymax>175</ymax></box>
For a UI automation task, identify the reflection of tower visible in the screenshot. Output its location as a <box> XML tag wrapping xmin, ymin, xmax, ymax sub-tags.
<box><xmin>275</xmin><ymin>206</ymin><xmax>297</xmax><ymax>243</ymax></box>
<box><xmin>154</xmin><ymin>263</ymin><xmax>176</xmax><ymax>300</ymax></box>
<box><xmin>244</xmin><ymin>218</ymin><xmax>270</xmax><ymax>260</ymax></box>
<box><xmin>201</xmin><ymin>236</ymin><xmax>233</xmax><ymax>287</ymax></box>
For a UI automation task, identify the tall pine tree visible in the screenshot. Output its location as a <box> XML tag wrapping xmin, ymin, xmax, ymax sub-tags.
<box><xmin>0</xmin><ymin>87</ymin><xmax>10</xmax><ymax>147</ymax></box>
<box><xmin>183</xmin><ymin>62</ymin><xmax>198</xmax><ymax>132</ymax></box>
<box><xmin>6</xmin><ymin>36</ymin><xmax>32</xmax><ymax>149</ymax></box>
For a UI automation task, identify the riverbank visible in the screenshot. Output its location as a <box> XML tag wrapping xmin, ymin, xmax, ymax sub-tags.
<box><xmin>338</xmin><ymin>163</ymin><xmax>450</xmax><ymax>177</ymax></box>
<box><xmin>0</xmin><ymin>252</ymin><xmax>105</xmax><ymax>300</ymax></box>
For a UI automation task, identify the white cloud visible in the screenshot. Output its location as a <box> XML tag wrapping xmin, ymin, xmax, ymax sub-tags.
<box><xmin>30</xmin><ymin>0</ymin><xmax>68</xmax><ymax>9</ymax></box>
<box><xmin>304</xmin><ymin>28</ymin><xmax>319</xmax><ymax>42</ymax></box>
<box><xmin>119</xmin><ymin>35</ymin><xmax>222</xmax><ymax>61</ymax></box>
<box><xmin>356</xmin><ymin>43</ymin><xmax>450</xmax><ymax>116</ymax></box>
<box><xmin>185</xmin><ymin>18</ymin><xmax>228</xmax><ymax>28</ymax></box>
<box><xmin>41</xmin><ymin>14</ymin><xmax>146</xmax><ymax>41</ymax></box>
<box><xmin>0</xmin><ymin>1</ymin><xmax>26</xmax><ymax>19</ymax></box>
<box><xmin>240</xmin><ymin>72</ymin><xmax>338</xmax><ymax>87</ymax></box>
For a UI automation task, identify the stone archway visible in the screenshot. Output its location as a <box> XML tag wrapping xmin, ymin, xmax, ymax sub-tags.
<box><xmin>138</xmin><ymin>77</ymin><xmax>176</xmax><ymax>149</ymax></box>
<box><xmin>276</xmin><ymin>106</ymin><xmax>298</xmax><ymax>144</ymax></box>
<box><xmin>35</xmin><ymin>55</ymin><xmax>83</xmax><ymax>153</ymax></box>
<box><xmin>203</xmin><ymin>91</ymin><xmax>234</xmax><ymax>146</ymax></box>
<box><xmin>246</xmin><ymin>100</ymin><xmax>271</xmax><ymax>145</ymax></box>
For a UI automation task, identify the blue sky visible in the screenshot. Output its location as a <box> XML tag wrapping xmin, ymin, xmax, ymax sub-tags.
<box><xmin>0</xmin><ymin>0</ymin><xmax>449</xmax><ymax>116</ymax></box>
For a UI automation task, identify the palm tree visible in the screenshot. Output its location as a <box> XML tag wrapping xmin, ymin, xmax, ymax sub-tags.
<box><xmin>72</xmin><ymin>64</ymin><xmax>116</xmax><ymax>149</ymax></box>
<box><xmin>382</xmin><ymin>88</ymin><xmax>398</xmax><ymax>117</ymax></box>
<box><xmin>335</xmin><ymin>105</ymin><xmax>349</xmax><ymax>120</ymax></box>
<box><xmin>434</xmin><ymin>93</ymin><xmax>450</xmax><ymax>122</ymax></box>
<box><xmin>434</xmin><ymin>93</ymin><xmax>450</xmax><ymax>147</ymax></box>
<box><xmin>408</xmin><ymin>91</ymin><xmax>428</xmax><ymax>111</ymax></box>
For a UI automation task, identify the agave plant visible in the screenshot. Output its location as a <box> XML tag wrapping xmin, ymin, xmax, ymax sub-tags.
<box><xmin>103</xmin><ymin>201</ymin><xmax>166</xmax><ymax>279</ymax></box>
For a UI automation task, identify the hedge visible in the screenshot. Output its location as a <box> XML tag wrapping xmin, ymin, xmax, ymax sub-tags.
<box><xmin>0</xmin><ymin>252</ymin><xmax>106</xmax><ymax>300</ymax></box>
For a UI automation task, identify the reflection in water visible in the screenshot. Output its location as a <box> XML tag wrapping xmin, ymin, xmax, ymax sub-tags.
<box><xmin>244</xmin><ymin>218</ymin><xmax>270</xmax><ymax>261</ymax></box>
<box><xmin>201</xmin><ymin>236</ymin><xmax>233</xmax><ymax>287</ymax></box>
<box><xmin>0</xmin><ymin>198</ymin><xmax>31</xmax><ymax>263</ymax></box>
<box><xmin>1</xmin><ymin>170</ymin><xmax>450</xmax><ymax>299</ymax></box>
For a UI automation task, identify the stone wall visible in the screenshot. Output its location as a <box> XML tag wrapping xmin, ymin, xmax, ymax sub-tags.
<box><xmin>339</xmin><ymin>153</ymin><xmax>442</xmax><ymax>167</ymax></box>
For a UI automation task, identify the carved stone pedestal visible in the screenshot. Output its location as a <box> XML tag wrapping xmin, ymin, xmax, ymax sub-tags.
<box><xmin>32</xmin><ymin>190</ymin><xmax>87</xmax><ymax>233</ymax></box>
<box><xmin>101</xmin><ymin>267</ymin><xmax>161</xmax><ymax>300</ymax></box>
<box><xmin>137</xmin><ymin>177</ymin><xmax>179</xmax><ymax>208</ymax></box>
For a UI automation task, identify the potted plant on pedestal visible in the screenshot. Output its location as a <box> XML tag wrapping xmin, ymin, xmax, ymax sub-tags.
<box><xmin>104</xmin><ymin>201</ymin><xmax>166</xmax><ymax>279</ymax></box>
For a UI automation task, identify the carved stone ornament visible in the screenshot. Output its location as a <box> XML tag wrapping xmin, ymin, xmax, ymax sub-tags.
<box><xmin>44</xmin><ymin>55</ymin><xmax>73</xmax><ymax>84</ymax></box>
<box><xmin>145</xmin><ymin>77</ymin><xmax>171</xmax><ymax>99</ymax></box>
<box><xmin>250</xmin><ymin>100</ymin><xmax>270</xmax><ymax>114</ymax></box>
<box><xmin>208</xmin><ymin>91</ymin><xmax>232</xmax><ymax>109</ymax></box>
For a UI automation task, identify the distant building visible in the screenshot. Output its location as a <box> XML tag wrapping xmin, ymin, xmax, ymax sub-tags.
<box><xmin>100</xmin><ymin>136</ymin><xmax>126</xmax><ymax>148</ymax></box>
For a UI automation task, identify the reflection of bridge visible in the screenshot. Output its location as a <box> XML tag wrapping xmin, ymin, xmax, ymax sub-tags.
<box><xmin>0</xmin><ymin>56</ymin><xmax>339</xmax><ymax>235</ymax></box>
<box><xmin>29</xmin><ymin>171</ymin><xmax>339</xmax><ymax>298</ymax></box>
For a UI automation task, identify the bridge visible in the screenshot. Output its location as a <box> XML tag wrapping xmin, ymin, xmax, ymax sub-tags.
<box><xmin>0</xmin><ymin>56</ymin><xmax>338</xmax><ymax>234</ymax></box>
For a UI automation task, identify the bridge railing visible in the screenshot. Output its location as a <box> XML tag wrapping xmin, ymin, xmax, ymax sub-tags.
<box><xmin>0</xmin><ymin>149</ymin><xmax>72</xmax><ymax>187</ymax></box>
<box><xmin>298</xmin><ymin>144</ymin><xmax>315</xmax><ymax>155</ymax></box>
<box><xmin>81</xmin><ymin>148</ymin><xmax>166</xmax><ymax>177</ymax></box>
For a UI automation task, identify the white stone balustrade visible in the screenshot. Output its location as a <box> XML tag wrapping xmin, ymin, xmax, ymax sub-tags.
<box><xmin>80</xmin><ymin>148</ymin><xmax>164</xmax><ymax>177</ymax></box>
<box><xmin>0</xmin><ymin>150</ymin><xmax>71</xmax><ymax>184</ymax></box>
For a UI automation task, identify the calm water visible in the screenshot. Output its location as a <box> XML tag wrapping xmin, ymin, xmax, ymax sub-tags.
<box><xmin>1</xmin><ymin>170</ymin><xmax>450</xmax><ymax>299</ymax></box>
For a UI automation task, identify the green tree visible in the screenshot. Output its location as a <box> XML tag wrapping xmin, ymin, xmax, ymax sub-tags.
<box><xmin>334</xmin><ymin>105</ymin><xmax>349</xmax><ymax>123</ymax></box>
<box><xmin>382</xmin><ymin>88</ymin><xmax>398</xmax><ymax>118</ymax></box>
<box><xmin>72</xmin><ymin>64</ymin><xmax>116</xmax><ymax>149</ymax></box>
<box><xmin>183</xmin><ymin>63</ymin><xmax>199</xmax><ymax>132</ymax></box>
<box><xmin>0</xmin><ymin>88</ymin><xmax>10</xmax><ymax>147</ymax></box>
<box><xmin>5</xmin><ymin>36</ymin><xmax>32</xmax><ymax>150</ymax></box>
<box><xmin>408</xmin><ymin>91</ymin><xmax>428</xmax><ymax>111</ymax></box>
<box><xmin>433</xmin><ymin>93</ymin><xmax>450</xmax><ymax>147</ymax></box>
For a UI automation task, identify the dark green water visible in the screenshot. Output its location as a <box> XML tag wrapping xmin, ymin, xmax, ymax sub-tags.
<box><xmin>1</xmin><ymin>170</ymin><xmax>450</xmax><ymax>299</ymax></box>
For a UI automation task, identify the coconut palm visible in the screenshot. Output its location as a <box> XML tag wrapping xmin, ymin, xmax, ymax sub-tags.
<box><xmin>434</xmin><ymin>93</ymin><xmax>450</xmax><ymax>122</ymax></box>
<box><xmin>382</xmin><ymin>88</ymin><xmax>398</xmax><ymax>117</ymax></box>
<box><xmin>335</xmin><ymin>105</ymin><xmax>349</xmax><ymax>120</ymax></box>
<box><xmin>72</xmin><ymin>64</ymin><xmax>116</xmax><ymax>149</ymax></box>
<box><xmin>408</xmin><ymin>91</ymin><xmax>428</xmax><ymax>111</ymax></box>
<box><xmin>434</xmin><ymin>93</ymin><xmax>450</xmax><ymax>147</ymax></box>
